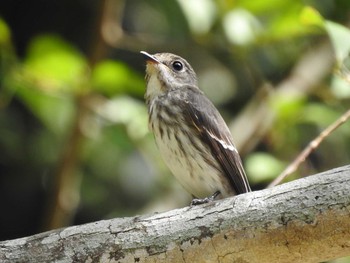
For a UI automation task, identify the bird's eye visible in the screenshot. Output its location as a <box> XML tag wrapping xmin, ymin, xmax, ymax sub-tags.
<box><xmin>172</xmin><ymin>61</ymin><xmax>183</xmax><ymax>71</ymax></box>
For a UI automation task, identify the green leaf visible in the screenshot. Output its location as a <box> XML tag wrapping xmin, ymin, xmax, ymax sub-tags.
<box><xmin>302</xmin><ymin>103</ymin><xmax>344</xmax><ymax>128</ymax></box>
<box><xmin>300</xmin><ymin>6</ymin><xmax>324</xmax><ymax>27</ymax></box>
<box><xmin>271</xmin><ymin>93</ymin><xmax>306</xmax><ymax>121</ymax></box>
<box><xmin>15</xmin><ymin>84</ymin><xmax>75</xmax><ymax>134</ymax></box>
<box><xmin>325</xmin><ymin>21</ymin><xmax>350</xmax><ymax>63</ymax></box>
<box><xmin>245</xmin><ymin>152</ymin><xmax>286</xmax><ymax>183</ymax></box>
<box><xmin>96</xmin><ymin>96</ymin><xmax>149</xmax><ymax>140</ymax></box>
<box><xmin>0</xmin><ymin>17</ymin><xmax>11</xmax><ymax>45</ymax></box>
<box><xmin>91</xmin><ymin>60</ymin><xmax>129</xmax><ymax>95</ymax></box>
<box><xmin>23</xmin><ymin>35</ymin><xmax>88</xmax><ymax>93</ymax></box>
<box><xmin>91</xmin><ymin>60</ymin><xmax>144</xmax><ymax>96</ymax></box>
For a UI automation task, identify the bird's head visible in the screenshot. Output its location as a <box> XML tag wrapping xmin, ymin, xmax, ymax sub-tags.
<box><xmin>141</xmin><ymin>51</ymin><xmax>198</xmax><ymax>100</ymax></box>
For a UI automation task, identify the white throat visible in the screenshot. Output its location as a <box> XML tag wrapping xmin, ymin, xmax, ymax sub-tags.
<box><xmin>145</xmin><ymin>72</ymin><xmax>164</xmax><ymax>101</ymax></box>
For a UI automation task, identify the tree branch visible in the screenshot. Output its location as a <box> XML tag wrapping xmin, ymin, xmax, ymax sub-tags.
<box><xmin>268</xmin><ymin>109</ymin><xmax>350</xmax><ymax>188</ymax></box>
<box><xmin>1</xmin><ymin>165</ymin><xmax>350</xmax><ymax>263</ymax></box>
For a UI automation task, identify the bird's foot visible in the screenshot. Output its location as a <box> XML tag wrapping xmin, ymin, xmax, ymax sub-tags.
<box><xmin>190</xmin><ymin>191</ymin><xmax>221</xmax><ymax>206</ymax></box>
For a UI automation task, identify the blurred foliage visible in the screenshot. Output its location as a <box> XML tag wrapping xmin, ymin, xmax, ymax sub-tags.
<box><xmin>91</xmin><ymin>60</ymin><xmax>144</xmax><ymax>96</ymax></box>
<box><xmin>0</xmin><ymin>2</ymin><xmax>350</xmax><ymax>262</ymax></box>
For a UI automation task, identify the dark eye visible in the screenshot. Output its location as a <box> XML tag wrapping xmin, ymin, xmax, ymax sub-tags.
<box><xmin>172</xmin><ymin>61</ymin><xmax>183</xmax><ymax>71</ymax></box>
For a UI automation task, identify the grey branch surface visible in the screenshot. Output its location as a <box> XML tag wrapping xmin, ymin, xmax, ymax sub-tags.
<box><xmin>1</xmin><ymin>165</ymin><xmax>350</xmax><ymax>263</ymax></box>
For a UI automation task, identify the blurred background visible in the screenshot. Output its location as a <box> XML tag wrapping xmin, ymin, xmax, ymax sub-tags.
<box><xmin>0</xmin><ymin>1</ymin><xmax>350</xmax><ymax>261</ymax></box>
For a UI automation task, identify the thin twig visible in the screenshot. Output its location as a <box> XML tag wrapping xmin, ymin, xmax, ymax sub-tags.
<box><xmin>268</xmin><ymin>108</ymin><xmax>350</xmax><ymax>188</ymax></box>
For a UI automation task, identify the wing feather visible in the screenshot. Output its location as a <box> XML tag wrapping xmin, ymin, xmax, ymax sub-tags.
<box><xmin>181</xmin><ymin>86</ymin><xmax>251</xmax><ymax>194</ymax></box>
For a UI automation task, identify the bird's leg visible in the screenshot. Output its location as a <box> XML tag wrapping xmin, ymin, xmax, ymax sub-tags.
<box><xmin>190</xmin><ymin>191</ymin><xmax>221</xmax><ymax>206</ymax></box>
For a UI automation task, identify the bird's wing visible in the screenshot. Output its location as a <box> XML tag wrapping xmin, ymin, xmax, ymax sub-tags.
<box><xmin>181</xmin><ymin>86</ymin><xmax>251</xmax><ymax>194</ymax></box>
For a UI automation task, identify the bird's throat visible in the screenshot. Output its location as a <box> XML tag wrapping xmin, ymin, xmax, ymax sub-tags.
<box><xmin>145</xmin><ymin>71</ymin><xmax>166</xmax><ymax>102</ymax></box>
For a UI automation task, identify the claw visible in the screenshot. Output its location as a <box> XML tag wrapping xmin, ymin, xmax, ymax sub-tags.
<box><xmin>190</xmin><ymin>191</ymin><xmax>221</xmax><ymax>206</ymax></box>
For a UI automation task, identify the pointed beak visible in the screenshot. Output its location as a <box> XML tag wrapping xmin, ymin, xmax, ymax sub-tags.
<box><xmin>140</xmin><ymin>51</ymin><xmax>161</xmax><ymax>64</ymax></box>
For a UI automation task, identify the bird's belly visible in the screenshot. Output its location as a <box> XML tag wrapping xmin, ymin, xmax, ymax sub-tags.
<box><xmin>153</xmin><ymin>126</ymin><xmax>233</xmax><ymax>199</ymax></box>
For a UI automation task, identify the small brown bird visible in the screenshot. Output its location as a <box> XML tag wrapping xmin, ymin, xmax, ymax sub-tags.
<box><xmin>141</xmin><ymin>51</ymin><xmax>251</xmax><ymax>204</ymax></box>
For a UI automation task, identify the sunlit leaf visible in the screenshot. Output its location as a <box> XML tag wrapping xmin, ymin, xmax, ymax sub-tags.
<box><xmin>235</xmin><ymin>2</ymin><xmax>319</xmax><ymax>41</ymax></box>
<box><xmin>303</xmin><ymin>103</ymin><xmax>349</xmax><ymax>130</ymax></box>
<box><xmin>0</xmin><ymin>18</ymin><xmax>17</xmax><ymax>107</ymax></box>
<box><xmin>223</xmin><ymin>8</ymin><xmax>261</xmax><ymax>45</ymax></box>
<box><xmin>271</xmin><ymin>93</ymin><xmax>306</xmax><ymax>121</ymax></box>
<box><xmin>95</xmin><ymin>95</ymin><xmax>148</xmax><ymax>140</ymax></box>
<box><xmin>268</xmin><ymin>6</ymin><xmax>312</xmax><ymax>39</ymax></box>
<box><xmin>245</xmin><ymin>152</ymin><xmax>286</xmax><ymax>183</ymax></box>
<box><xmin>15</xmin><ymin>84</ymin><xmax>75</xmax><ymax>133</ymax></box>
<box><xmin>23</xmin><ymin>35</ymin><xmax>88</xmax><ymax>93</ymax></box>
<box><xmin>300</xmin><ymin>6</ymin><xmax>324</xmax><ymax>27</ymax></box>
<box><xmin>177</xmin><ymin>0</ymin><xmax>217</xmax><ymax>35</ymax></box>
<box><xmin>237</xmin><ymin>0</ymin><xmax>294</xmax><ymax>14</ymax></box>
<box><xmin>92</xmin><ymin>60</ymin><xmax>128</xmax><ymax>95</ymax></box>
<box><xmin>325</xmin><ymin>21</ymin><xmax>350</xmax><ymax>63</ymax></box>
<box><xmin>0</xmin><ymin>17</ymin><xmax>11</xmax><ymax>45</ymax></box>
<box><xmin>91</xmin><ymin>60</ymin><xmax>144</xmax><ymax>96</ymax></box>
<box><xmin>331</xmin><ymin>74</ymin><xmax>350</xmax><ymax>99</ymax></box>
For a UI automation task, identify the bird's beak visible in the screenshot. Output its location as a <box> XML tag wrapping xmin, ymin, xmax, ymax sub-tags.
<box><xmin>140</xmin><ymin>51</ymin><xmax>160</xmax><ymax>64</ymax></box>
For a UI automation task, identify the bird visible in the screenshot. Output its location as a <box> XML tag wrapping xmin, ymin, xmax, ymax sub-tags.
<box><xmin>141</xmin><ymin>51</ymin><xmax>251</xmax><ymax>204</ymax></box>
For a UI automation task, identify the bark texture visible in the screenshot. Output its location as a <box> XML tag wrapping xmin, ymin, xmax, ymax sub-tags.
<box><xmin>1</xmin><ymin>165</ymin><xmax>350</xmax><ymax>263</ymax></box>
